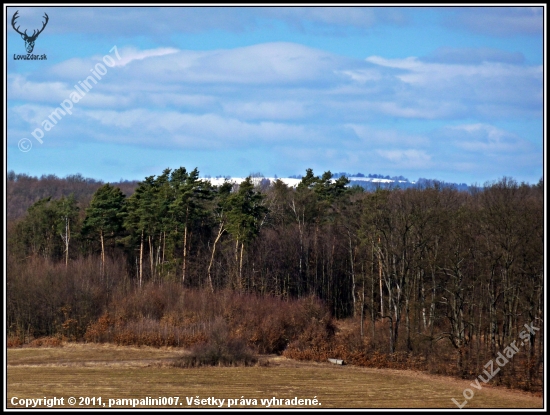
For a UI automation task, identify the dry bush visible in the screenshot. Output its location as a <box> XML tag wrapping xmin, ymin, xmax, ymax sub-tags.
<box><xmin>282</xmin><ymin>306</ymin><xmax>336</xmax><ymax>362</ymax></box>
<box><xmin>7</xmin><ymin>336</ymin><xmax>23</xmax><ymax>348</ymax></box>
<box><xmin>173</xmin><ymin>317</ymin><xmax>257</xmax><ymax>367</ymax></box>
<box><xmin>28</xmin><ymin>336</ymin><xmax>64</xmax><ymax>347</ymax></box>
<box><xmin>84</xmin><ymin>313</ymin><xmax>113</xmax><ymax>343</ymax></box>
<box><xmin>7</xmin><ymin>254</ymin><xmax>123</xmax><ymax>342</ymax></box>
<box><xmin>82</xmin><ymin>285</ymin><xmax>336</xmax><ymax>357</ymax></box>
<box><xmin>223</xmin><ymin>292</ymin><xmax>334</xmax><ymax>355</ymax></box>
<box><xmin>84</xmin><ymin>311</ymin><xmax>208</xmax><ymax>348</ymax></box>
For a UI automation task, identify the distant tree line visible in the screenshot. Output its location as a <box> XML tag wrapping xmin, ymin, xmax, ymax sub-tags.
<box><xmin>7</xmin><ymin>170</ymin><xmax>138</xmax><ymax>221</ymax></box>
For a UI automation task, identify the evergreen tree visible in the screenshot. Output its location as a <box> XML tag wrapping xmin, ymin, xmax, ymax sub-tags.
<box><xmin>13</xmin><ymin>197</ymin><xmax>59</xmax><ymax>260</ymax></box>
<box><xmin>169</xmin><ymin>167</ymin><xmax>213</xmax><ymax>285</ymax></box>
<box><xmin>124</xmin><ymin>175</ymin><xmax>158</xmax><ymax>287</ymax></box>
<box><xmin>82</xmin><ymin>184</ymin><xmax>126</xmax><ymax>278</ymax></box>
<box><xmin>226</xmin><ymin>177</ymin><xmax>268</xmax><ymax>290</ymax></box>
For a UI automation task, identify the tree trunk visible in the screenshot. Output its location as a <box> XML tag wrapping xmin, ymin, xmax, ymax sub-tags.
<box><xmin>349</xmin><ymin>232</ymin><xmax>356</xmax><ymax>317</ymax></box>
<box><xmin>360</xmin><ymin>263</ymin><xmax>365</xmax><ymax>339</ymax></box>
<box><xmin>371</xmin><ymin>243</ymin><xmax>376</xmax><ymax>341</ymax></box>
<box><xmin>182</xmin><ymin>206</ymin><xmax>189</xmax><ymax>285</ymax></box>
<box><xmin>234</xmin><ymin>238</ymin><xmax>239</xmax><ymax>288</ymax></box>
<box><xmin>239</xmin><ymin>241</ymin><xmax>245</xmax><ymax>291</ymax></box>
<box><xmin>149</xmin><ymin>234</ymin><xmax>154</xmax><ymax>281</ymax></box>
<box><xmin>162</xmin><ymin>230</ymin><xmax>166</xmax><ymax>276</ymax></box>
<box><xmin>182</xmin><ymin>222</ymin><xmax>187</xmax><ymax>284</ymax></box>
<box><xmin>405</xmin><ymin>297</ymin><xmax>412</xmax><ymax>352</ymax></box>
<box><xmin>100</xmin><ymin>229</ymin><xmax>105</xmax><ymax>279</ymax></box>
<box><xmin>139</xmin><ymin>230</ymin><xmax>144</xmax><ymax>288</ymax></box>
<box><xmin>156</xmin><ymin>232</ymin><xmax>161</xmax><ymax>269</ymax></box>
<box><xmin>378</xmin><ymin>237</ymin><xmax>384</xmax><ymax>318</ymax></box>
<box><xmin>207</xmin><ymin>223</ymin><xmax>224</xmax><ymax>293</ymax></box>
<box><xmin>63</xmin><ymin>217</ymin><xmax>70</xmax><ymax>267</ymax></box>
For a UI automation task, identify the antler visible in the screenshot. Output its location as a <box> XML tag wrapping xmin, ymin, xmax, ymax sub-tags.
<box><xmin>11</xmin><ymin>10</ymin><xmax>26</xmax><ymax>37</ymax></box>
<box><xmin>11</xmin><ymin>10</ymin><xmax>49</xmax><ymax>40</ymax></box>
<box><xmin>29</xmin><ymin>12</ymin><xmax>49</xmax><ymax>40</ymax></box>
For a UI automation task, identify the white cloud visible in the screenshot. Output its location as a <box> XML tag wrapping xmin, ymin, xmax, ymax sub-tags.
<box><xmin>261</xmin><ymin>6</ymin><xmax>408</xmax><ymax>31</ymax></box>
<box><xmin>58</xmin><ymin>42</ymin><xmax>344</xmax><ymax>90</ymax></box>
<box><xmin>82</xmin><ymin>109</ymin><xmax>317</xmax><ymax>150</ymax></box>
<box><xmin>113</xmin><ymin>47</ymin><xmax>179</xmax><ymax>67</ymax></box>
<box><xmin>365</xmin><ymin>55</ymin><xmax>540</xmax><ymax>87</ymax></box>
<box><xmin>374</xmin><ymin>101</ymin><xmax>451</xmax><ymax>119</ymax></box>
<box><xmin>447</xmin><ymin>123</ymin><xmax>527</xmax><ymax>153</ymax></box>
<box><xmin>362</xmin><ymin>55</ymin><xmax>542</xmax><ymax>118</ymax></box>
<box><xmin>222</xmin><ymin>100</ymin><xmax>307</xmax><ymax>120</ymax></box>
<box><xmin>376</xmin><ymin>149</ymin><xmax>432</xmax><ymax>168</ymax></box>
<box><xmin>447</xmin><ymin>7</ymin><xmax>543</xmax><ymax>37</ymax></box>
<box><xmin>146</xmin><ymin>93</ymin><xmax>217</xmax><ymax>109</ymax></box>
<box><xmin>8</xmin><ymin>74</ymin><xmax>132</xmax><ymax>108</ymax></box>
<box><xmin>165</xmin><ymin>42</ymin><xmax>341</xmax><ymax>84</ymax></box>
<box><xmin>18</xmin><ymin>41</ymin><xmax>542</xmax><ymax>127</ymax></box>
<box><xmin>338</xmin><ymin>69</ymin><xmax>382</xmax><ymax>84</ymax></box>
<box><xmin>346</xmin><ymin>124</ymin><xmax>429</xmax><ymax>147</ymax></box>
<box><xmin>279</xmin><ymin>6</ymin><xmax>377</xmax><ymax>28</ymax></box>
<box><xmin>13</xmin><ymin>7</ymin><xmax>411</xmax><ymax>38</ymax></box>
<box><xmin>424</xmin><ymin>47</ymin><xmax>525</xmax><ymax>64</ymax></box>
<box><xmin>49</xmin><ymin>47</ymin><xmax>180</xmax><ymax>78</ymax></box>
<box><xmin>9</xmin><ymin>74</ymin><xmax>69</xmax><ymax>102</ymax></box>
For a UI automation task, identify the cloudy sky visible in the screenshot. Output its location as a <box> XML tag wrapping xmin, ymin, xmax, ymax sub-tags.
<box><xmin>5</xmin><ymin>6</ymin><xmax>544</xmax><ymax>184</ymax></box>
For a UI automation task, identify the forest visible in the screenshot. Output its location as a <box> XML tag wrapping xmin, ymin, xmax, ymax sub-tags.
<box><xmin>6</xmin><ymin>168</ymin><xmax>544</xmax><ymax>391</ymax></box>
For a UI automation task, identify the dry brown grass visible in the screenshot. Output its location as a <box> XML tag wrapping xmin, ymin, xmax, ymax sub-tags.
<box><xmin>6</xmin><ymin>343</ymin><xmax>542</xmax><ymax>409</ymax></box>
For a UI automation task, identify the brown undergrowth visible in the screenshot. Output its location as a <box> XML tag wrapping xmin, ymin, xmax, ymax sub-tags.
<box><xmin>283</xmin><ymin>317</ymin><xmax>543</xmax><ymax>393</ymax></box>
<box><xmin>10</xmin><ymin>283</ymin><xmax>542</xmax><ymax>393</ymax></box>
<box><xmin>82</xmin><ymin>284</ymin><xmax>331</xmax><ymax>355</ymax></box>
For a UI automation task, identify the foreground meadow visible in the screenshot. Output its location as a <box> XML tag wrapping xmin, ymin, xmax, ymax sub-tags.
<box><xmin>6</xmin><ymin>343</ymin><xmax>542</xmax><ymax>409</ymax></box>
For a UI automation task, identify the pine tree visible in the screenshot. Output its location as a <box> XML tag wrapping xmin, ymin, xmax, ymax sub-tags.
<box><xmin>82</xmin><ymin>184</ymin><xmax>126</xmax><ymax>278</ymax></box>
<box><xmin>226</xmin><ymin>177</ymin><xmax>268</xmax><ymax>290</ymax></box>
<box><xmin>169</xmin><ymin>167</ymin><xmax>213</xmax><ymax>285</ymax></box>
<box><xmin>124</xmin><ymin>176</ymin><xmax>157</xmax><ymax>287</ymax></box>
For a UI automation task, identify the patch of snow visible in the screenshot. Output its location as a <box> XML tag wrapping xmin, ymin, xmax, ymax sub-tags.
<box><xmin>203</xmin><ymin>177</ymin><xmax>303</xmax><ymax>187</ymax></box>
<box><xmin>203</xmin><ymin>176</ymin><xmax>412</xmax><ymax>187</ymax></box>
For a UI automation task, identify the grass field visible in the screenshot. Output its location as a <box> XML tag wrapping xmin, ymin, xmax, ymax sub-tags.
<box><xmin>6</xmin><ymin>343</ymin><xmax>543</xmax><ymax>409</ymax></box>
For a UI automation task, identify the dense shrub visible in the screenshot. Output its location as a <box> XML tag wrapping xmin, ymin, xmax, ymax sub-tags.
<box><xmin>173</xmin><ymin>317</ymin><xmax>257</xmax><ymax>367</ymax></box>
<box><xmin>81</xmin><ymin>285</ymin><xmax>335</xmax><ymax>354</ymax></box>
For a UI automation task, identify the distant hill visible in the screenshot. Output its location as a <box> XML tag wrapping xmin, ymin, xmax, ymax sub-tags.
<box><xmin>222</xmin><ymin>172</ymin><xmax>471</xmax><ymax>192</ymax></box>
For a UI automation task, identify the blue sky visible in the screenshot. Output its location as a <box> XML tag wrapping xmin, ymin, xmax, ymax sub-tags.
<box><xmin>5</xmin><ymin>6</ymin><xmax>545</xmax><ymax>185</ymax></box>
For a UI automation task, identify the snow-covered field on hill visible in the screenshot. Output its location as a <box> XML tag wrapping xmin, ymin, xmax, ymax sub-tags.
<box><xmin>202</xmin><ymin>177</ymin><xmax>414</xmax><ymax>187</ymax></box>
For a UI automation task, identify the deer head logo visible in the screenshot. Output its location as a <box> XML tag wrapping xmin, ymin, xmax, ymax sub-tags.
<box><xmin>11</xmin><ymin>10</ymin><xmax>49</xmax><ymax>54</ymax></box>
